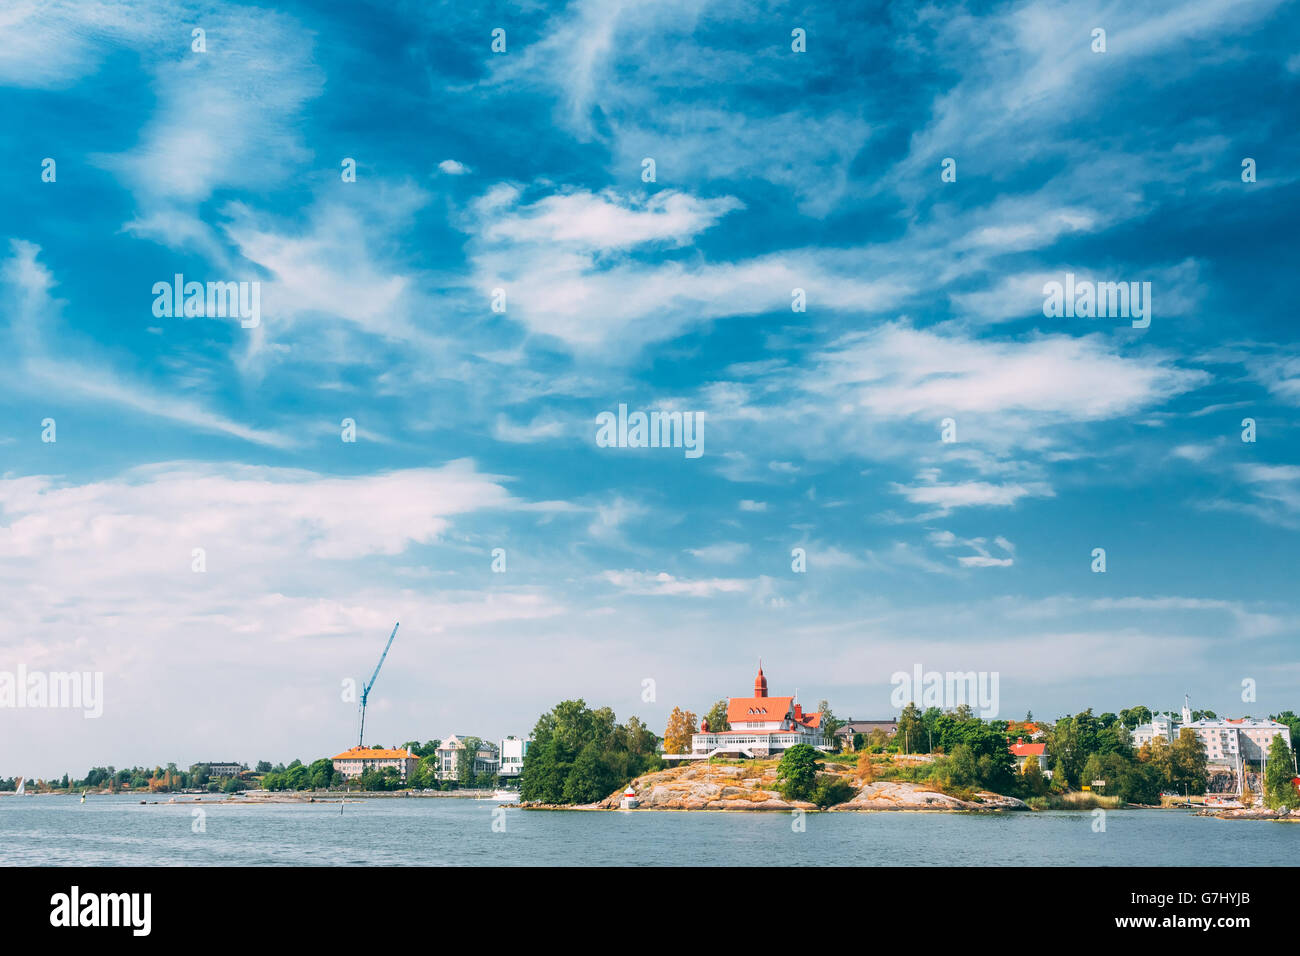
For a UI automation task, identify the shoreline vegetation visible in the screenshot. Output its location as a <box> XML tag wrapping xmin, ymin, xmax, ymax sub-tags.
<box><xmin>7</xmin><ymin>700</ymin><xmax>1298</xmax><ymax>821</ymax></box>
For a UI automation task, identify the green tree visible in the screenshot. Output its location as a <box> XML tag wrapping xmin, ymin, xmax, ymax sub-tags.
<box><xmin>562</xmin><ymin>742</ymin><xmax>618</xmax><ymax>804</ymax></box>
<box><xmin>1263</xmin><ymin>734</ymin><xmax>1299</xmax><ymax>810</ymax></box>
<box><xmin>816</xmin><ymin>699</ymin><xmax>843</xmax><ymax>748</ymax></box>
<box><xmin>944</xmin><ymin>743</ymin><xmax>978</xmax><ymax>789</ymax></box>
<box><xmin>456</xmin><ymin>737</ymin><xmax>484</xmax><ymax>788</ymax></box>
<box><xmin>896</xmin><ymin>702</ymin><xmax>923</xmax><ymax>754</ymax></box>
<box><xmin>775</xmin><ymin>744</ymin><xmax>821</xmax><ymax>802</ymax></box>
<box><xmin>1115</xmin><ymin>760</ymin><xmax>1162</xmax><ymax>805</ymax></box>
<box><xmin>1170</xmin><ymin>728</ymin><xmax>1208</xmax><ymax>795</ymax></box>
<box><xmin>1020</xmin><ymin>754</ymin><xmax>1047</xmax><ymax>796</ymax></box>
<box><xmin>519</xmin><ymin>738</ymin><xmax>571</xmax><ymax>803</ymax></box>
<box><xmin>702</xmin><ymin>699</ymin><xmax>730</xmax><ymax>734</ymax></box>
<box><xmin>1119</xmin><ymin>706</ymin><xmax>1152</xmax><ymax>730</ymax></box>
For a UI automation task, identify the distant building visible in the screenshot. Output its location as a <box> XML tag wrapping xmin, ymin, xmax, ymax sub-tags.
<box><xmin>331</xmin><ymin>746</ymin><xmax>418</xmax><ymax>781</ymax></box>
<box><xmin>1006</xmin><ymin>721</ymin><xmax>1044</xmax><ymax>740</ymax></box>
<box><xmin>436</xmin><ymin>735</ymin><xmax>500</xmax><ymax>781</ymax></box>
<box><xmin>675</xmin><ymin>664</ymin><xmax>829</xmax><ymax>760</ymax></box>
<box><xmin>1132</xmin><ymin>698</ymin><xmax>1292</xmax><ymax>766</ymax></box>
<box><xmin>1009</xmin><ymin>739</ymin><xmax>1048</xmax><ymax>773</ymax></box>
<box><xmin>204</xmin><ymin>762</ymin><xmax>246</xmax><ymax>778</ymax></box>
<box><xmin>833</xmin><ymin>720</ymin><xmax>898</xmax><ymax>750</ymax></box>
<box><xmin>498</xmin><ymin>737</ymin><xmax>530</xmax><ymax>779</ymax></box>
<box><xmin>1132</xmin><ymin>712</ymin><xmax>1179</xmax><ymax>749</ymax></box>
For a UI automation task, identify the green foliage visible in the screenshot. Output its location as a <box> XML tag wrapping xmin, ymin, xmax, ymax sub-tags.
<box><xmin>1019</xmin><ymin>755</ymin><xmax>1047</xmax><ymax>797</ymax></box>
<box><xmin>811</xmin><ymin>774</ymin><xmax>855</xmax><ymax>808</ymax></box>
<box><xmin>562</xmin><ymin>742</ymin><xmax>619</xmax><ymax>804</ymax></box>
<box><xmin>816</xmin><ymin>699</ymin><xmax>843</xmax><ymax>747</ymax></box>
<box><xmin>702</xmin><ymin>699</ymin><xmax>731</xmax><ymax>733</ymax></box>
<box><xmin>775</xmin><ymin>744</ymin><xmax>821</xmax><ymax>801</ymax></box>
<box><xmin>1170</xmin><ymin>729</ymin><xmax>1208</xmax><ymax>794</ymax></box>
<box><xmin>895</xmin><ymin>702</ymin><xmax>923</xmax><ymax>753</ymax></box>
<box><xmin>1263</xmin><ymin>734</ymin><xmax>1299</xmax><ymax>810</ymax></box>
<box><xmin>456</xmin><ymin>736</ymin><xmax>484</xmax><ymax>788</ymax></box>
<box><xmin>519</xmin><ymin>700</ymin><xmax>661</xmax><ymax>804</ymax></box>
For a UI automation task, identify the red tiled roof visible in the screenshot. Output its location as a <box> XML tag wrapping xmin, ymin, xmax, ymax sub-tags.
<box><xmin>1009</xmin><ymin>742</ymin><xmax>1046</xmax><ymax>757</ymax></box>
<box><xmin>725</xmin><ymin>696</ymin><xmax>822</xmax><ymax>729</ymax></box>
<box><xmin>727</xmin><ymin>696</ymin><xmax>795</xmax><ymax>724</ymax></box>
<box><xmin>331</xmin><ymin>747</ymin><xmax>415</xmax><ymax>761</ymax></box>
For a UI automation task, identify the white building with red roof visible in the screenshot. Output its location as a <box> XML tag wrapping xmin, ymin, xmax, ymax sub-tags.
<box><xmin>1009</xmin><ymin>739</ymin><xmax>1048</xmax><ymax>774</ymax></box>
<box><xmin>677</xmin><ymin>665</ymin><xmax>830</xmax><ymax>760</ymax></box>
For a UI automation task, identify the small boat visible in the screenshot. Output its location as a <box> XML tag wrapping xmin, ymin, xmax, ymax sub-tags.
<box><xmin>15</xmin><ymin>777</ymin><xmax>29</xmax><ymax>796</ymax></box>
<box><xmin>491</xmin><ymin>790</ymin><xmax>518</xmax><ymax>801</ymax></box>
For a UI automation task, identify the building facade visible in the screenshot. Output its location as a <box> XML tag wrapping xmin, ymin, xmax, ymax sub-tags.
<box><xmin>498</xmin><ymin>736</ymin><xmax>530</xmax><ymax>779</ymax></box>
<box><xmin>680</xmin><ymin>665</ymin><xmax>829</xmax><ymax>760</ymax></box>
<box><xmin>1132</xmin><ymin>699</ymin><xmax>1292</xmax><ymax>766</ymax></box>
<box><xmin>1009</xmin><ymin>739</ymin><xmax>1049</xmax><ymax>773</ymax></box>
<box><xmin>204</xmin><ymin>762</ymin><xmax>246</xmax><ymax>778</ymax></box>
<box><xmin>435</xmin><ymin>735</ymin><xmax>501</xmax><ymax>781</ymax></box>
<box><xmin>330</xmin><ymin>746</ymin><xmax>418</xmax><ymax>781</ymax></box>
<box><xmin>833</xmin><ymin>720</ymin><xmax>899</xmax><ymax>751</ymax></box>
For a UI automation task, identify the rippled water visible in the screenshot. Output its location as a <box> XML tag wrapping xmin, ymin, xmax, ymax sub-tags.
<box><xmin>2</xmin><ymin>794</ymin><xmax>1296</xmax><ymax>866</ymax></box>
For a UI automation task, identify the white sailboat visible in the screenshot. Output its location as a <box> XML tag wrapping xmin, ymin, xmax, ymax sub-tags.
<box><xmin>15</xmin><ymin>777</ymin><xmax>27</xmax><ymax>795</ymax></box>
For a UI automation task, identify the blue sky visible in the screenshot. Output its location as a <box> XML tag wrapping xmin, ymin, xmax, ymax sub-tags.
<box><xmin>2</xmin><ymin>0</ymin><xmax>1299</xmax><ymax>777</ymax></box>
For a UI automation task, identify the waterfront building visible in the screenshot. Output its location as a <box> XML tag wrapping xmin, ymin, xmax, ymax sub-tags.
<box><xmin>331</xmin><ymin>746</ymin><xmax>418</xmax><ymax>781</ymax></box>
<box><xmin>675</xmin><ymin>664</ymin><xmax>829</xmax><ymax>760</ymax></box>
<box><xmin>1131</xmin><ymin>712</ymin><xmax>1179</xmax><ymax>750</ymax></box>
<box><xmin>203</xmin><ymin>761</ymin><xmax>246</xmax><ymax>778</ymax></box>
<box><xmin>498</xmin><ymin>736</ymin><xmax>530</xmax><ymax>779</ymax></box>
<box><xmin>1009</xmin><ymin>739</ymin><xmax>1048</xmax><ymax>773</ymax></box>
<box><xmin>1131</xmin><ymin>698</ymin><xmax>1292</xmax><ymax>766</ymax></box>
<box><xmin>436</xmin><ymin>735</ymin><xmax>501</xmax><ymax>781</ymax></box>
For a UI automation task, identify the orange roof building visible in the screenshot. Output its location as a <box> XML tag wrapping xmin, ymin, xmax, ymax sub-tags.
<box><xmin>331</xmin><ymin>745</ymin><xmax>419</xmax><ymax>781</ymax></box>
<box><xmin>675</xmin><ymin>664</ymin><xmax>830</xmax><ymax>760</ymax></box>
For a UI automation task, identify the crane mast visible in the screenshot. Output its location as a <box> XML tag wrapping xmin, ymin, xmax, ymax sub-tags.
<box><xmin>357</xmin><ymin>622</ymin><xmax>399</xmax><ymax>748</ymax></box>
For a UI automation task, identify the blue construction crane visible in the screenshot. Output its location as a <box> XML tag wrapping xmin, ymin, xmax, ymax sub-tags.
<box><xmin>357</xmin><ymin>622</ymin><xmax>399</xmax><ymax>748</ymax></box>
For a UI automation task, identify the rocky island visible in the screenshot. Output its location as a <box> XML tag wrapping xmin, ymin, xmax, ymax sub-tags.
<box><xmin>525</xmin><ymin>759</ymin><xmax>1027</xmax><ymax>812</ymax></box>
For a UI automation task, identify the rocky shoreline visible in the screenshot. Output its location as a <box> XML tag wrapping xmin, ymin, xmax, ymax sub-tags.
<box><xmin>1198</xmin><ymin>806</ymin><xmax>1300</xmax><ymax>821</ymax></box>
<box><xmin>522</xmin><ymin>761</ymin><xmax>1027</xmax><ymax>813</ymax></box>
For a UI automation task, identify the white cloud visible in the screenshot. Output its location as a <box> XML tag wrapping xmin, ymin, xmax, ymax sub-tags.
<box><xmin>685</xmin><ymin>542</ymin><xmax>749</xmax><ymax>563</ymax></box>
<box><xmin>94</xmin><ymin>8</ymin><xmax>323</xmax><ymax>207</ymax></box>
<box><xmin>819</xmin><ymin>323</ymin><xmax>1206</xmax><ymax>422</ymax></box>
<box><xmin>896</xmin><ymin>479</ymin><xmax>1053</xmax><ymax>513</ymax></box>
<box><xmin>438</xmin><ymin>159</ymin><xmax>471</xmax><ymax>175</ymax></box>
<box><xmin>600</xmin><ymin>569</ymin><xmax>748</xmax><ymax>597</ymax></box>
<box><xmin>482</xmin><ymin>189</ymin><xmax>742</xmax><ymax>248</ymax></box>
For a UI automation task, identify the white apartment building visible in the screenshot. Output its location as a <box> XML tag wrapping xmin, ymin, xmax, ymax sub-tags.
<box><xmin>1132</xmin><ymin>698</ymin><xmax>1292</xmax><ymax>766</ymax></box>
<box><xmin>498</xmin><ymin>736</ymin><xmax>530</xmax><ymax>778</ymax></box>
<box><xmin>435</xmin><ymin>735</ymin><xmax>500</xmax><ymax>781</ymax></box>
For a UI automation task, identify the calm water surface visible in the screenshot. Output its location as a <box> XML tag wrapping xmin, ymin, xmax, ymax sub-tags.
<box><xmin>2</xmin><ymin>794</ymin><xmax>1296</xmax><ymax>866</ymax></box>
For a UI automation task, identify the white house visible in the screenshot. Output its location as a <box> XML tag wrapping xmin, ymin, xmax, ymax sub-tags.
<box><xmin>672</xmin><ymin>665</ymin><xmax>830</xmax><ymax>760</ymax></box>
<box><xmin>498</xmin><ymin>736</ymin><xmax>530</xmax><ymax>779</ymax></box>
<box><xmin>435</xmin><ymin>735</ymin><xmax>500</xmax><ymax>781</ymax></box>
